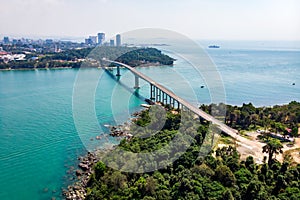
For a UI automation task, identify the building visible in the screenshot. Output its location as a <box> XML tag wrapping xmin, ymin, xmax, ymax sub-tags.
<box><xmin>85</xmin><ymin>38</ymin><xmax>92</xmax><ymax>45</ymax></box>
<box><xmin>97</xmin><ymin>33</ymin><xmax>105</xmax><ymax>45</ymax></box>
<box><xmin>116</xmin><ymin>34</ymin><xmax>121</xmax><ymax>46</ymax></box>
<box><xmin>45</xmin><ymin>39</ymin><xmax>53</xmax><ymax>45</ymax></box>
<box><xmin>89</xmin><ymin>36</ymin><xmax>97</xmax><ymax>45</ymax></box>
<box><xmin>110</xmin><ymin>39</ymin><xmax>115</xmax><ymax>46</ymax></box>
<box><xmin>3</xmin><ymin>37</ymin><xmax>9</xmax><ymax>44</ymax></box>
<box><xmin>12</xmin><ymin>39</ymin><xmax>18</xmax><ymax>45</ymax></box>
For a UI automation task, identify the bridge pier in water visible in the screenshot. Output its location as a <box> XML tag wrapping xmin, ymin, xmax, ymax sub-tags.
<box><xmin>134</xmin><ymin>76</ymin><xmax>140</xmax><ymax>89</ymax></box>
<box><xmin>116</xmin><ymin>65</ymin><xmax>121</xmax><ymax>76</ymax></box>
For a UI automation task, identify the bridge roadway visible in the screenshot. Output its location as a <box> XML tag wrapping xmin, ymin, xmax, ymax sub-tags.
<box><xmin>104</xmin><ymin>59</ymin><xmax>239</xmax><ymax>138</ymax></box>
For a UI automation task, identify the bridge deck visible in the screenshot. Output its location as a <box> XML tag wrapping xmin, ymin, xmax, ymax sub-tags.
<box><xmin>104</xmin><ymin>59</ymin><xmax>238</xmax><ymax>138</ymax></box>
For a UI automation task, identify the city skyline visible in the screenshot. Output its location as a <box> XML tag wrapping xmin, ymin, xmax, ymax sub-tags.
<box><xmin>0</xmin><ymin>0</ymin><xmax>299</xmax><ymax>41</ymax></box>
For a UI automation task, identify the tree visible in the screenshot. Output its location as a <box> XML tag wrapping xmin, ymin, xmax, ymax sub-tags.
<box><xmin>94</xmin><ymin>161</ymin><xmax>106</xmax><ymax>179</ymax></box>
<box><xmin>214</xmin><ymin>165</ymin><xmax>236</xmax><ymax>187</ymax></box>
<box><xmin>291</xmin><ymin>127</ymin><xmax>299</xmax><ymax>138</ymax></box>
<box><xmin>223</xmin><ymin>189</ymin><xmax>234</xmax><ymax>200</ymax></box>
<box><xmin>262</xmin><ymin>139</ymin><xmax>283</xmax><ymax>166</ymax></box>
<box><xmin>244</xmin><ymin>176</ymin><xmax>268</xmax><ymax>200</ymax></box>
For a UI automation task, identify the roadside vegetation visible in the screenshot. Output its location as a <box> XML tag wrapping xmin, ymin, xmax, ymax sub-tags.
<box><xmin>200</xmin><ymin>101</ymin><xmax>300</xmax><ymax>138</ymax></box>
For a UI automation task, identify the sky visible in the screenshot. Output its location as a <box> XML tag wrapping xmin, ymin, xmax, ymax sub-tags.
<box><xmin>0</xmin><ymin>0</ymin><xmax>300</xmax><ymax>41</ymax></box>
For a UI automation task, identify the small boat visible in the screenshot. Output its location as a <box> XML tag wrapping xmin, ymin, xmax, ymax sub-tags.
<box><xmin>292</xmin><ymin>83</ymin><xmax>295</xmax><ymax>85</ymax></box>
<box><xmin>141</xmin><ymin>104</ymin><xmax>151</xmax><ymax>108</ymax></box>
<box><xmin>208</xmin><ymin>45</ymin><xmax>220</xmax><ymax>49</ymax></box>
<box><xmin>200</xmin><ymin>85</ymin><xmax>205</xmax><ymax>88</ymax></box>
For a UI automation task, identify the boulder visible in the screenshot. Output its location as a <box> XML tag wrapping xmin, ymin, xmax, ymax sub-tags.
<box><xmin>78</xmin><ymin>163</ymin><xmax>89</xmax><ymax>171</ymax></box>
<box><xmin>75</xmin><ymin>170</ymin><xmax>83</xmax><ymax>176</ymax></box>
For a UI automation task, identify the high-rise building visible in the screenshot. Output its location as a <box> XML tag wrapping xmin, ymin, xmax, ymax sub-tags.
<box><xmin>89</xmin><ymin>36</ymin><xmax>97</xmax><ymax>45</ymax></box>
<box><xmin>97</xmin><ymin>33</ymin><xmax>105</xmax><ymax>45</ymax></box>
<box><xmin>116</xmin><ymin>34</ymin><xmax>121</xmax><ymax>46</ymax></box>
<box><xmin>85</xmin><ymin>38</ymin><xmax>92</xmax><ymax>45</ymax></box>
<box><xmin>110</xmin><ymin>39</ymin><xmax>115</xmax><ymax>46</ymax></box>
<box><xmin>45</xmin><ymin>39</ymin><xmax>53</xmax><ymax>45</ymax></box>
<box><xmin>3</xmin><ymin>37</ymin><xmax>9</xmax><ymax>44</ymax></box>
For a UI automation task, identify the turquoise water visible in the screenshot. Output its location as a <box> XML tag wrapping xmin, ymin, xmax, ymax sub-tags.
<box><xmin>0</xmin><ymin>42</ymin><xmax>299</xmax><ymax>199</ymax></box>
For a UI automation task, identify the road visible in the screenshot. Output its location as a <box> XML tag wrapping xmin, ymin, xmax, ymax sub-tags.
<box><xmin>104</xmin><ymin>59</ymin><xmax>239</xmax><ymax>138</ymax></box>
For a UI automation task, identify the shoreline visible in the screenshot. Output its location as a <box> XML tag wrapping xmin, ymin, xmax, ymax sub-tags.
<box><xmin>63</xmin><ymin>111</ymin><xmax>143</xmax><ymax>199</ymax></box>
<box><xmin>0</xmin><ymin>67</ymin><xmax>74</xmax><ymax>71</ymax></box>
<box><xmin>0</xmin><ymin>63</ymin><xmax>173</xmax><ymax>72</ymax></box>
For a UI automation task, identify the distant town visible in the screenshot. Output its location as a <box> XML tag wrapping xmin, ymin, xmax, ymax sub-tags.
<box><xmin>0</xmin><ymin>32</ymin><xmax>175</xmax><ymax>70</ymax></box>
<box><xmin>0</xmin><ymin>32</ymin><xmax>121</xmax><ymax>64</ymax></box>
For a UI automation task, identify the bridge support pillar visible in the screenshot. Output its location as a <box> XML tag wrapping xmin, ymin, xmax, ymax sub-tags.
<box><xmin>116</xmin><ymin>66</ymin><xmax>121</xmax><ymax>76</ymax></box>
<box><xmin>172</xmin><ymin>98</ymin><xmax>175</xmax><ymax>108</ymax></box>
<box><xmin>164</xmin><ymin>93</ymin><xmax>168</xmax><ymax>105</ymax></box>
<box><xmin>150</xmin><ymin>84</ymin><xmax>155</xmax><ymax>100</ymax></box>
<box><xmin>158</xmin><ymin>90</ymin><xmax>162</xmax><ymax>102</ymax></box>
<box><xmin>134</xmin><ymin>76</ymin><xmax>140</xmax><ymax>89</ymax></box>
<box><xmin>155</xmin><ymin>87</ymin><xmax>159</xmax><ymax>102</ymax></box>
<box><xmin>177</xmin><ymin>101</ymin><xmax>181</xmax><ymax>110</ymax></box>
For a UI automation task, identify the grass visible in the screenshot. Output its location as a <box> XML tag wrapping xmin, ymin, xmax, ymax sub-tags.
<box><xmin>217</xmin><ymin>135</ymin><xmax>235</xmax><ymax>145</ymax></box>
<box><xmin>238</xmin><ymin>130</ymin><xmax>252</xmax><ymax>140</ymax></box>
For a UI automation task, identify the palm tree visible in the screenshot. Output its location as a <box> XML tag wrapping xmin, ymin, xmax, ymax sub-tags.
<box><xmin>262</xmin><ymin>138</ymin><xmax>283</xmax><ymax>166</ymax></box>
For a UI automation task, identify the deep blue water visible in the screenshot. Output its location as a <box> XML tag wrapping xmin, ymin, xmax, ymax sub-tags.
<box><xmin>0</xmin><ymin>41</ymin><xmax>299</xmax><ymax>199</ymax></box>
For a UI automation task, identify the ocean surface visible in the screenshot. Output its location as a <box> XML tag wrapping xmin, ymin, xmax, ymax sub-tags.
<box><xmin>0</xmin><ymin>41</ymin><xmax>299</xmax><ymax>199</ymax></box>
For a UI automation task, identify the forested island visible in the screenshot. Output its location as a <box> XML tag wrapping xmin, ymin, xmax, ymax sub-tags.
<box><xmin>0</xmin><ymin>47</ymin><xmax>175</xmax><ymax>70</ymax></box>
<box><xmin>66</xmin><ymin>101</ymin><xmax>300</xmax><ymax>200</ymax></box>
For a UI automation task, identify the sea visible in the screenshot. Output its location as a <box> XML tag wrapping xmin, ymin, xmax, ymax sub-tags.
<box><xmin>0</xmin><ymin>41</ymin><xmax>299</xmax><ymax>199</ymax></box>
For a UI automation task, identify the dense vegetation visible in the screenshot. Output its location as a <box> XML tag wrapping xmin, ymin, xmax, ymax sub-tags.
<box><xmin>0</xmin><ymin>47</ymin><xmax>174</xmax><ymax>69</ymax></box>
<box><xmin>200</xmin><ymin>101</ymin><xmax>300</xmax><ymax>136</ymax></box>
<box><xmin>116</xmin><ymin>48</ymin><xmax>175</xmax><ymax>66</ymax></box>
<box><xmin>85</xmin><ymin>107</ymin><xmax>300</xmax><ymax>200</ymax></box>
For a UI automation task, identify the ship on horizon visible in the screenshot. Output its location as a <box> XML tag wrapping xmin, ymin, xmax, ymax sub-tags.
<box><xmin>208</xmin><ymin>45</ymin><xmax>220</xmax><ymax>48</ymax></box>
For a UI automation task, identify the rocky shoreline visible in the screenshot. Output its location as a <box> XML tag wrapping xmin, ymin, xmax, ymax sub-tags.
<box><xmin>62</xmin><ymin>103</ymin><xmax>152</xmax><ymax>199</ymax></box>
<box><xmin>63</xmin><ymin>151</ymin><xmax>99</xmax><ymax>200</ymax></box>
<box><xmin>62</xmin><ymin>117</ymin><xmax>140</xmax><ymax>199</ymax></box>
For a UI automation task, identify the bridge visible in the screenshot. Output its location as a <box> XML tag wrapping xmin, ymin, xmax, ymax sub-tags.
<box><xmin>103</xmin><ymin>59</ymin><xmax>239</xmax><ymax>138</ymax></box>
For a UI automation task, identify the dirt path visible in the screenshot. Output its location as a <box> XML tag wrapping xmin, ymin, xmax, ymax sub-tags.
<box><xmin>225</xmin><ymin>131</ymin><xmax>300</xmax><ymax>164</ymax></box>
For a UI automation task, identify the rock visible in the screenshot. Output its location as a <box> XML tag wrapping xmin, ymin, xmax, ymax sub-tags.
<box><xmin>76</xmin><ymin>169</ymin><xmax>83</xmax><ymax>176</ymax></box>
<box><xmin>73</xmin><ymin>185</ymin><xmax>81</xmax><ymax>190</ymax></box>
<box><xmin>78</xmin><ymin>163</ymin><xmax>89</xmax><ymax>171</ymax></box>
<box><xmin>96</xmin><ymin>136</ymin><xmax>101</xmax><ymax>140</ymax></box>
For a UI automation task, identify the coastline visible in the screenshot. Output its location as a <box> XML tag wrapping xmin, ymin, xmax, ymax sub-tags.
<box><xmin>0</xmin><ymin>62</ymin><xmax>173</xmax><ymax>72</ymax></box>
<box><xmin>63</xmin><ymin>151</ymin><xmax>100</xmax><ymax>199</ymax></box>
<box><xmin>63</xmin><ymin>112</ymin><xmax>141</xmax><ymax>199</ymax></box>
<box><xmin>0</xmin><ymin>67</ymin><xmax>73</xmax><ymax>71</ymax></box>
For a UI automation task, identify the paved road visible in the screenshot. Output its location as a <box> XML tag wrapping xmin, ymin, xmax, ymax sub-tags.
<box><xmin>104</xmin><ymin>59</ymin><xmax>239</xmax><ymax>138</ymax></box>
